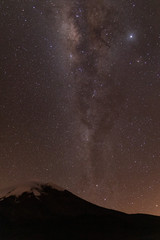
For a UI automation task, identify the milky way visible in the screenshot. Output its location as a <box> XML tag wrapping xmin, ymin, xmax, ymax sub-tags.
<box><xmin>60</xmin><ymin>0</ymin><xmax>126</xmax><ymax>190</ymax></box>
<box><xmin>0</xmin><ymin>0</ymin><xmax>160</xmax><ymax>215</ymax></box>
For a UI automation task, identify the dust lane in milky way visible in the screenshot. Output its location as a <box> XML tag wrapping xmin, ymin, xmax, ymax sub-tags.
<box><xmin>0</xmin><ymin>0</ymin><xmax>160</xmax><ymax>215</ymax></box>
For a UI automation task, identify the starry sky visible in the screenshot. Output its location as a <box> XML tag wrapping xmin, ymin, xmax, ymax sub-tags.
<box><xmin>0</xmin><ymin>0</ymin><xmax>160</xmax><ymax>216</ymax></box>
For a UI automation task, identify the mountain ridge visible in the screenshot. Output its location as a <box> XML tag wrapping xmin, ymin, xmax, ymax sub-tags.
<box><xmin>0</xmin><ymin>181</ymin><xmax>160</xmax><ymax>240</ymax></box>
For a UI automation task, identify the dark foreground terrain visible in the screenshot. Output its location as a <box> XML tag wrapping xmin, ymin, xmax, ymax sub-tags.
<box><xmin>0</xmin><ymin>182</ymin><xmax>160</xmax><ymax>240</ymax></box>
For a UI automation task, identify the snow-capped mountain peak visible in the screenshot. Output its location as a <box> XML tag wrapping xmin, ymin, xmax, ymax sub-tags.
<box><xmin>0</xmin><ymin>181</ymin><xmax>64</xmax><ymax>199</ymax></box>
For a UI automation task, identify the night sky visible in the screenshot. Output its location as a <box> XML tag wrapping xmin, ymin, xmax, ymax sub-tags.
<box><xmin>0</xmin><ymin>0</ymin><xmax>160</xmax><ymax>216</ymax></box>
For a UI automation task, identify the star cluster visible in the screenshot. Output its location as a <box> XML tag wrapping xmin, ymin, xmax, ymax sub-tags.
<box><xmin>0</xmin><ymin>0</ymin><xmax>160</xmax><ymax>215</ymax></box>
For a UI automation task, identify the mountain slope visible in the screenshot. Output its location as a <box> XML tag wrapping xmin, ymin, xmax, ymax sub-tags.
<box><xmin>0</xmin><ymin>182</ymin><xmax>160</xmax><ymax>240</ymax></box>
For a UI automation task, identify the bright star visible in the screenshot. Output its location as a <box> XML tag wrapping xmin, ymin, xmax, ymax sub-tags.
<box><xmin>127</xmin><ymin>33</ymin><xmax>136</xmax><ymax>41</ymax></box>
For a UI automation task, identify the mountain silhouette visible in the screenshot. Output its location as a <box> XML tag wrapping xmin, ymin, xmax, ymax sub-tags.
<box><xmin>0</xmin><ymin>181</ymin><xmax>159</xmax><ymax>240</ymax></box>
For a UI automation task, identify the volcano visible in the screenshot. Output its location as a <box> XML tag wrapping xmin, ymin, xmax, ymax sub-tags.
<box><xmin>0</xmin><ymin>181</ymin><xmax>160</xmax><ymax>240</ymax></box>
